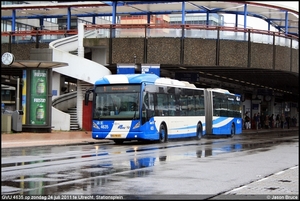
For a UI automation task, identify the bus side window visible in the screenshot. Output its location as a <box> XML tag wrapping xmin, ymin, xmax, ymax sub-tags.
<box><xmin>161</xmin><ymin>94</ymin><xmax>169</xmax><ymax>116</ymax></box>
<box><xmin>169</xmin><ymin>94</ymin><xmax>175</xmax><ymax>116</ymax></box>
<box><xmin>154</xmin><ymin>94</ymin><xmax>165</xmax><ymax>116</ymax></box>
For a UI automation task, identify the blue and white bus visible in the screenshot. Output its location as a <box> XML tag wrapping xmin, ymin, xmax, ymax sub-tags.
<box><xmin>84</xmin><ymin>73</ymin><xmax>242</xmax><ymax>144</ymax></box>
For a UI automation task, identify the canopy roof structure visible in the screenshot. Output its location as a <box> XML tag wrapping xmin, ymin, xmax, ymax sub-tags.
<box><xmin>1</xmin><ymin>1</ymin><xmax>298</xmax><ymax>37</ymax></box>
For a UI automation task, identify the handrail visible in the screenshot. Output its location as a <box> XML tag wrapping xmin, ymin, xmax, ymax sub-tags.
<box><xmin>1</xmin><ymin>24</ymin><xmax>298</xmax><ymax>40</ymax></box>
<box><xmin>1</xmin><ymin>29</ymin><xmax>78</xmax><ymax>37</ymax></box>
<box><xmin>49</xmin><ymin>29</ymin><xmax>95</xmax><ymax>49</ymax></box>
<box><xmin>1</xmin><ymin>24</ymin><xmax>298</xmax><ymax>48</ymax></box>
<box><xmin>84</xmin><ymin>24</ymin><xmax>298</xmax><ymax>40</ymax></box>
<box><xmin>52</xmin><ymin>91</ymin><xmax>77</xmax><ymax>108</ymax></box>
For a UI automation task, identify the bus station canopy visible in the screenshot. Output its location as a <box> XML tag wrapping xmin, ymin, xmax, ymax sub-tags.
<box><xmin>1</xmin><ymin>1</ymin><xmax>298</xmax><ymax>37</ymax></box>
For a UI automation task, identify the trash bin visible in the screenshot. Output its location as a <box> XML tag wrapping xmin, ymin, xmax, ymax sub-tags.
<box><xmin>1</xmin><ymin>113</ymin><xmax>12</xmax><ymax>133</ymax></box>
<box><xmin>12</xmin><ymin>110</ymin><xmax>23</xmax><ymax>132</ymax></box>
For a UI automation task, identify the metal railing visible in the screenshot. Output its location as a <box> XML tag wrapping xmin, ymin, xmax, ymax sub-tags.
<box><xmin>1</xmin><ymin>24</ymin><xmax>298</xmax><ymax>49</ymax></box>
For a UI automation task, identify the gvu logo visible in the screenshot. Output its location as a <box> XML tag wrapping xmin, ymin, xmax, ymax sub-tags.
<box><xmin>118</xmin><ymin>125</ymin><xmax>125</xmax><ymax>129</ymax></box>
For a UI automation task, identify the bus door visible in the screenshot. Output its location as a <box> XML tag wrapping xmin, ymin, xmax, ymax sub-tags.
<box><xmin>142</xmin><ymin>92</ymin><xmax>155</xmax><ymax>124</ymax></box>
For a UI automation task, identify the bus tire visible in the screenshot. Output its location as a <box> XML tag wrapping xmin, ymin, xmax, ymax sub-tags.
<box><xmin>230</xmin><ymin>123</ymin><xmax>235</xmax><ymax>137</ymax></box>
<box><xmin>196</xmin><ymin>123</ymin><xmax>203</xmax><ymax>140</ymax></box>
<box><xmin>159</xmin><ymin>123</ymin><xmax>167</xmax><ymax>143</ymax></box>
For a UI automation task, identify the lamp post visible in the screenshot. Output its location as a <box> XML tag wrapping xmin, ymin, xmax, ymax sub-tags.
<box><xmin>16</xmin><ymin>78</ymin><xmax>20</xmax><ymax>110</ymax></box>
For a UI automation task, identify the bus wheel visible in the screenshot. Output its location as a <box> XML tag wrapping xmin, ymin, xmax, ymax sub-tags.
<box><xmin>159</xmin><ymin>124</ymin><xmax>167</xmax><ymax>143</ymax></box>
<box><xmin>114</xmin><ymin>140</ymin><xmax>124</xmax><ymax>144</ymax></box>
<box><xmin>230</xmin><ymin>123</ymin><xmax>235</xmax><ymax>137</ymax></box>
<box><xmin>196</xmin><ymin>123</ymin><xmax>202</xmax><ymax>140</ymax></box>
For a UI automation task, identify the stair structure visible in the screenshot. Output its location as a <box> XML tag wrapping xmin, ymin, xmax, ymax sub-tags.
<box><xmin>67</xmin><ymin>107</ymin><xmax>80</xmax><ymax>130</ymax></box>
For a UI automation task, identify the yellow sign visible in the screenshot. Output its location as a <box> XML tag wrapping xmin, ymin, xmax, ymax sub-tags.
<box><xmin>111</xmin><ymin>134</ymin><xmax>121</xmax><ymax>138</ymax></box>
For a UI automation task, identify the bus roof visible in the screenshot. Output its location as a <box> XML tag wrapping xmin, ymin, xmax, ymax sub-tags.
<box><xmin>155</xmin><ymin>78</ymin><xmax>197</xmax><ymax>88</ymax></box>
<box><xmin>207</xmin><ymin>88</ymin><xmax>230</xmax><ymax>94</ymax></box>
<box><xmin>207</xmin><ymin>88</ymin><xmax>240</xmax><ymax>96</ymax></box>
<box><xmin>95</xmin><ymin>73</ymin><xmax>159</xmax><ymax>85</ymax></box>
<box><xmin>94</xmin><ymin>73</ymin><xmax>197</xmax><ymax>89</ymax></box>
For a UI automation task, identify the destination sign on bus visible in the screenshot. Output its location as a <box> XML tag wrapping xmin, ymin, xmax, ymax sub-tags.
<box><xmin>95</xmin><ymin>85</ymin><xmax>140</xmax><ymax>93</ymax></box>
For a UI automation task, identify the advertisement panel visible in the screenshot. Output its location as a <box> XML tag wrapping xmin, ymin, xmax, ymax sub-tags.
<box><xmin>30</xmin><ymin>70</ymin><xmax>47</xmax><ymax>125</ymax></box>
<box><xmin>22</xmin><ymin>70</ymin><xmax>27</xmax><ymax>124</ymax></box>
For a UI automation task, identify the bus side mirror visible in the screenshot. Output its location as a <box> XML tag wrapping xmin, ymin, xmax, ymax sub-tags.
<box><xmin>84</xmin><ymin>93</ymin><xmax>89</xmax><ymax>106</ymax></box>
<box><xmin>84</xmin><ymin>89</ymin><xmax>93</xmax><ymax>106</ymax></box>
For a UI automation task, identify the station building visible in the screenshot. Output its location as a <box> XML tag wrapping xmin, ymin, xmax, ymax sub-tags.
<box><xmin>1</xmin><ymin>1</ymin><xmax>298</xmax><ymax>132</ymax></box>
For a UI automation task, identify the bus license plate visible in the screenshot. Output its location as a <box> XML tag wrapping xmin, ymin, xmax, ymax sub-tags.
<box><xmin>111</xmin><ymin>134</ymin><xmax>121</xmax><ymax>138</ymax></box>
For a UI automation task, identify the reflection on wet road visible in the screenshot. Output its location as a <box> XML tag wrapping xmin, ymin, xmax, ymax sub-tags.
<box><xmin>1</xmin><ymin>131</ymin><xmax>298</xmax><ymax>196</ymax></box>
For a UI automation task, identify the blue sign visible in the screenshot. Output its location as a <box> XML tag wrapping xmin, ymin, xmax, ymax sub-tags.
<box><xmin>52</xmin><ymin>90</ymin><xmax>57</xmax><ymax>96</ymax></box>
<box><xmin>117</xmin><ymin>64</ymin><xmax>135</xmax><ymax>74</ymax></box>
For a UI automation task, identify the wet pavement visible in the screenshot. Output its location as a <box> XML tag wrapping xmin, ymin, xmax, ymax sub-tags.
<box><xmin>1</xmin><ymin>130</ymin><xmax>109</xmax><ymax>148</ymax></box>
<box><xmin>1</xmin><ymin>127</ymin><xmax>299</xmax><ymax>197</ymax></box>
<box><xmin>2</xmin><ymin>128</ymin><xmax>298</xmax><ymax>148</ymax></box>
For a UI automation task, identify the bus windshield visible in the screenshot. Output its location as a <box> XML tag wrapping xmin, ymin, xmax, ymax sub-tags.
<box><xmin>93</xmin><ymin>85</ymin><xmax>140</xmax><ymax>120</ymax></box>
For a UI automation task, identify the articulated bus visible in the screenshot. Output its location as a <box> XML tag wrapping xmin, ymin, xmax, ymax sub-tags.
<box><xmin>84</xmin><ymin>74</ymin><xmax>242</xmax><ymax>144</ymax></box>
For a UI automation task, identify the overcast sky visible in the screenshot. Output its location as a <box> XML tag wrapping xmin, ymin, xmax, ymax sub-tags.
<box><xmin>224</xmin><ymin>1</ymin><xmax>298</xmax><ymax>30</ymax></box>
<box><xmin>263</xmin><ymin>1</ymin><xmax>298</xmax><ymax>11</ymax></box>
